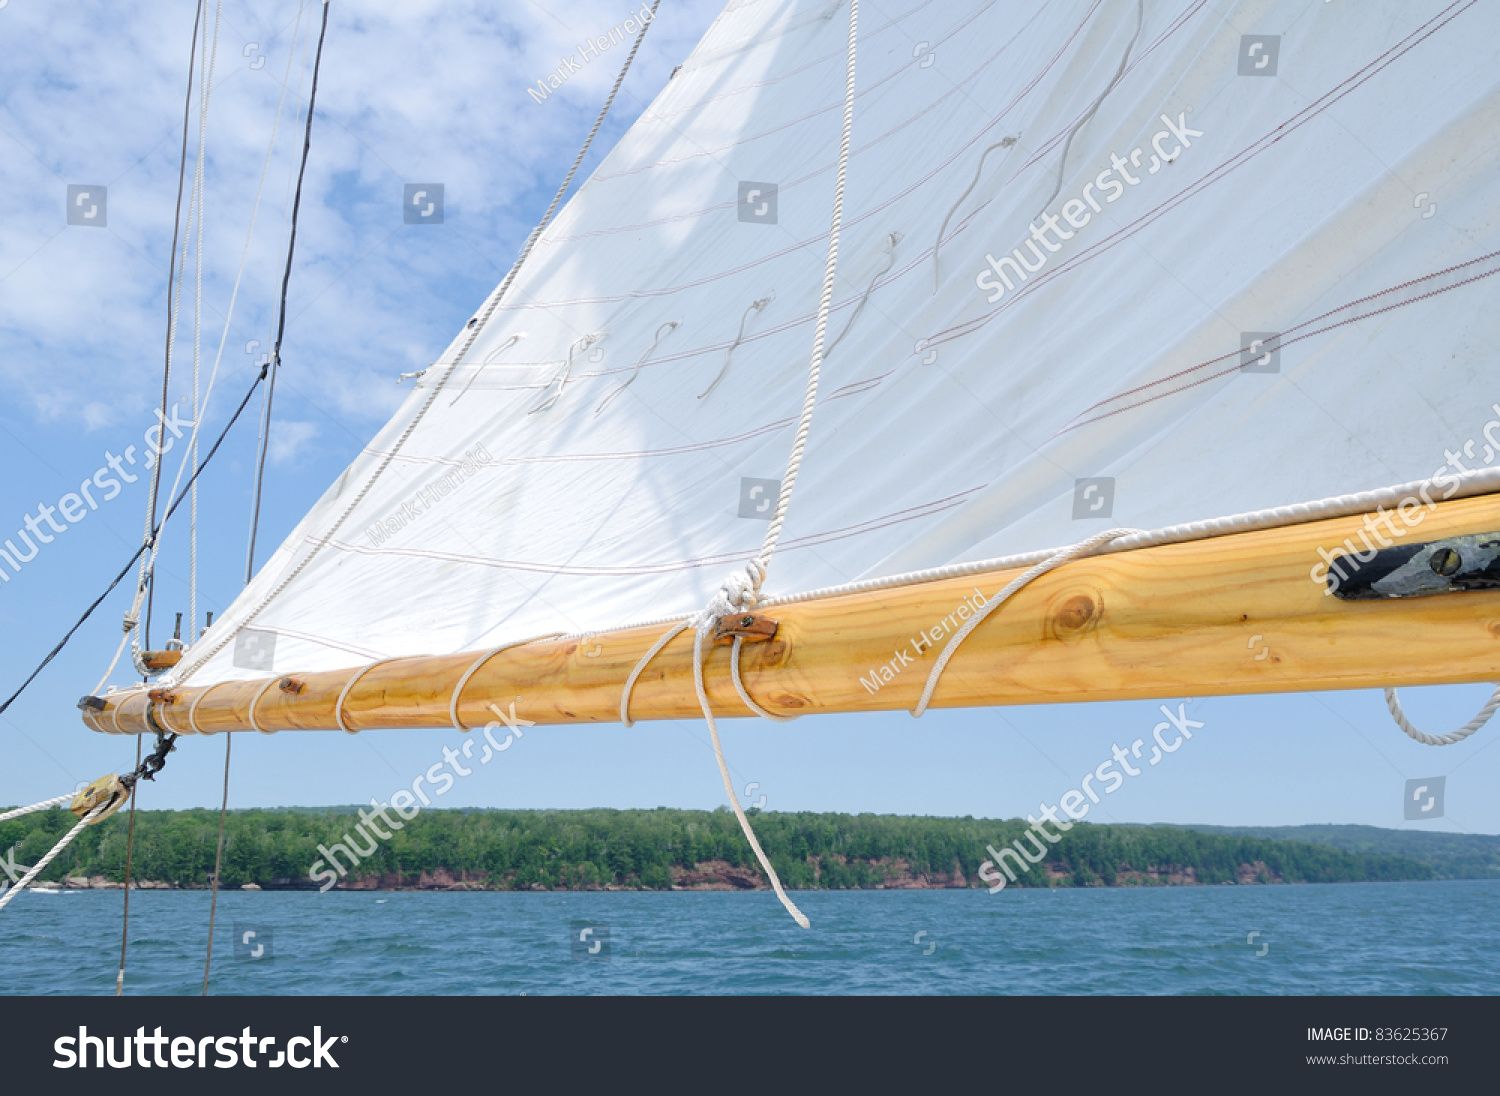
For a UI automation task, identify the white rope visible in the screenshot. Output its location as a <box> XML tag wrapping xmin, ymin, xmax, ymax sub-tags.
<box><xmin>529</xmin><ymin>332</ymin><xmax>603</xmax><ymax>414</ymax></box>
<box><xmin>1385</xmin><ymin>685</ymin><xmax>1500</xmax><ymax>746</ymax></box>
<box><xmin>124</xmin><ymin>0</ymin><xmax>223</xmax><ymax>679</ymax></box>
<box><xmin>449</xmin><ymin>332</ymin><xmax>525</xmax><ymax>407</ymax></box>
<box><xmin>623</xmin><ymin>0</ymin><xmax>861</xmax><ymax>931</ymax></box>
<box><xmin>730</xmin><ymin>636</ymin><xmax>796</xmax><ymax>722</ymax></box>
<box><xmin>914</xmin><ymin>527</ymin><xmax>1139</xmax><ymax>717</ymax></box>
<box><xmin>448</xmin><ymin>634</ymin><xmax>561</xmax><ymax>730</ymax></box>
<box><xmin>188</xmin><ymin>681</ymin><xmax>225</xmax><ymax>734</ymax></box>
<box><xmin>620</xmin><ymin>620</ymin><xmax>692</xmax><ymax>728</ymax></box>
<box><xmin>0</xmin><ymin>802</ymin><xmax>107</xmax><ymax>912</ymax></box>
<box><xmin>1035</xmin><ymin>0</ymin><xmax>1142</xmax><ymax>219</ymax></box>
<box><xmin>335</xmin><ymin>658</ymin><xmax>413</xmax><ymax>734</ymax></box>
<box><xmin>91</xmin><ymin>631</ymin><xmax>132</xmax><ymax>698</ymax></box>
<box><xmin>752</xmin><ymin>0</ymin><xmax>858</xmax><ymax>584</ymax></box>
<box><xmin>618</xmin><ymin>614</ymin><xmax>800</xmax><ymax>726</ymax></box>
<box><xmin>698</xmin><ymin>296</ymin><xmax>771</xmax><ymax>400</ymax></box>
<box><xmin>691</xmin><ymin>625</ymin><xmax>809</xmax><ymax>928</ymax></box>
<box><xmin>246</xmin><ymin>676</ymin><xmax>279</xmax><ymax>734</ymax></box>
<box><xmin>597</xmin><ymin>322</ymin><xmax>679</xmax><ymax>414</ymax></box>
<box><xmin>173</xmin><ymin>1</ymin><xmax>662</xmax><ymax>688</ymax></box>
<box><xmin>0</xmin><ymin>794</ymin><xmax>73</xmax><ymax>824</ymax></box>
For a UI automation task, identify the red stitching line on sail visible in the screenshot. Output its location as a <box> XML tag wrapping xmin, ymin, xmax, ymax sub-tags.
<box><xmin>542</xmin><ymin>0</ymin><xmax>1211</xmax><ymax>249</ymax></box>
<box><xmin>365</xmin><ymin>373</ymin><xmax>893</xmax><ymax>467</ymax></box>
<box><xmin>595</xmin><ymin>1</ymin><xmax>1082</xmax><ymax>185</ymax></box>
<box><xmin>1065</xmin><ymin>249</ymin><xmax>1500</xmax><ymax>423</ymax></box>
<box><xmin>643</xmin><ymin>0</ymin><xmax>944</xmax><ymax>123</ymax></box>
<box><xmin>617</xmin><ymin>0</ymin><xmax>1203</xmax><ymax>226</ymax></box>
<box><xmin>1006</xmin><ymin>0</ymin><xmax>1209</xmax><ymax>178</ymax></box>
<box><xmin>1055</xmin><ymin>261</ymin><xmax>1500</xmax><ymax>436</ymax></box>
<box><xmin>457</xmin><ymin>1</ymin><xmax>1466</xmax><ymax>443</ymax></box>
<box><xmin>325</xmin><ymin>488</ymin><xmax>984</xmax><ymax>577</ymax></box>
<box><xmin>501</xmin><ymin>5</ymin><xmax>1100</xmax><ymax>307</ymax></box>
<box><xmin>921</xmin><ymin>0</ymin><xmax>1476</xmax><ymax>351</ymax></box>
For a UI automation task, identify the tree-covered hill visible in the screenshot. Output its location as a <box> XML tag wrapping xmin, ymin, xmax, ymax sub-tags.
<box><xmin>1166</xmin><ymin>823</ymin><xmax>1500</xmax><ymax>879</ymax></box>
<box><xmin>0</xmin><ymin>807</ymin><xmax>1439</xmax><ymax>892</ymax></box>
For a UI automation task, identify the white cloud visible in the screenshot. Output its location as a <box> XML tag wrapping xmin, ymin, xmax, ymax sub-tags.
<box><xmin>0</xmin><ymin>0</ymin><xmax>721</xmax><ymax>436</ymax></box>
<box><xmin>267</xmin><ymin>418</ymin><xmax>318</xmax><ymax>465</ymax></box>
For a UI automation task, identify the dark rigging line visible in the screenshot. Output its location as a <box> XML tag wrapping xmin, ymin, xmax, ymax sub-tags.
<box><xmin>202</xmin><ymin>731</ymin><xmax>233</xmax><ymax>995</ymax></box>
<box><xmin>245</xmin><ymin>0</ymin><xmax>330</xmax><ymax>583</ymax></box>
<box><xmin>113</xmin><ymin>734</ymin><xmax>143</xmax><ymax>997</ymax></box>
<box><xmin>208</xmin><ymin>0</ymin><xmax>330</xmax><ymax>997</ymax></box>
<box><xmin>0</xmin><ymin>7</ymin><xmax>332</xmax><ymax>707</ymax></box>
<box><xmin>144</xmin><ymin>0</ymin><xmax>206</xmax><ymax>653</ymax></box>
<box><xmin>0</xmin><ymin>358</ymin><xmax>270</xmax><ymax>717</ymax></box>
<box><xmin>122</xmin><ymin>0</ymin><xmax>205</xmax><ymax>994</ymax></box>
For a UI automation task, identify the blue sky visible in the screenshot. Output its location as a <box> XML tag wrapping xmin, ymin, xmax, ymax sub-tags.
<box><xmin>0</xmin><ymin>0</ymin><xmax>1496</xmax><ymax>836</ymax></box>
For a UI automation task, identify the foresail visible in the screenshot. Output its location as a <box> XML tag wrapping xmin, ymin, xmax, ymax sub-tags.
<box><xmin>182</xmin><ymin>0</ymin><xmax>1500</xmax><ymax>688</ymax></box>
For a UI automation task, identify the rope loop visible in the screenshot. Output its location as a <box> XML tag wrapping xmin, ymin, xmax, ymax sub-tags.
<box><xmin>336</xmin><ymin>659</ymin><xmax>404</xmax><ymax>735</ymax></box>
<box><xmin>730</xmin><ymin>636</ymin><xmax>797</xmax><ymax>723</ymax></box>
<box><xmin>1385</xmin><ymin>685</ymin><xmax>1500</xmax><ymax>746</ymax></box>
<box><xmin>616</xmin><ymin>0</ymin><xmax>862</xmax><ymax>930</ymax></box>
<box><xmin>690</xmin><ymin>625</ymin><xmax>810</xmax><ymax>928</ymax></box>
<box><xmin>246</xmin><ymin>676</ymin><xmax>280</xmax><ymax>735</ymax></box>
<box><xmin>449</xmin><ymin>635</ymin><xmax>562</xmax><ymax>731</ymax></box>
<box><xmin>914</xmin><ymin>527</ymin><xmax>1140</xmax><ymax>717</ymax></box>
<box><xmin>188</xmin><ymin>681</ymin><xmax>225</xmax><ymax>734</ymax></box>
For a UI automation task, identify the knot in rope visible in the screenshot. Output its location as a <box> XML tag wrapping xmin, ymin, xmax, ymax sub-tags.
<box><xmin>617</xmin><ymin>0</ymin><xmax>858</xmax><ymax>933</ymax></box>
<box><xmin>697</xmin><ymin>561</ymin><xmax>765</xmax><ymax>634</ymax></box>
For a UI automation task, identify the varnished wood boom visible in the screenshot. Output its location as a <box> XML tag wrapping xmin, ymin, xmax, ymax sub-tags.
<box><xmin>84</xmin><ymin>494</ymin><xmax>1500</xmax><ymax>736</ymax></box>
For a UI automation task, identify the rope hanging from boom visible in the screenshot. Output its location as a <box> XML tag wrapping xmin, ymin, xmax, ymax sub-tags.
<box><xmin>620</xmin><ymin>0</ymin><xmax>864</xmax><ymax>931</ymax></box>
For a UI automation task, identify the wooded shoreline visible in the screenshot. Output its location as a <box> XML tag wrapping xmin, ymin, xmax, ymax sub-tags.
<box><xmin>2</xmin><ymin>807</ymin><xmax>1461</xmax><ymax>893</ymax></box>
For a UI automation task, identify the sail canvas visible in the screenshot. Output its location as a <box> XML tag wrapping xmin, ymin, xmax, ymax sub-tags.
<box><xmin>169</xmin><ymin>0</ymin><xmax>1500</xmax><ymax>692</ymax></box>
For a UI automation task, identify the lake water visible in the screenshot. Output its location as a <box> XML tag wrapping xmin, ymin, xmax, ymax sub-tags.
<box><xmin>3</xmin><ymin>880</ymin><xmax>1497</xmax><ymax>995</ymax></box>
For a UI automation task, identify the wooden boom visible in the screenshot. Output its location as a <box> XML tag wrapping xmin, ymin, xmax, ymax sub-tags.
<box><xmin>85</xmin><ymin>493</ymin><xmax>1500</xmax><ymax>736</ymax></box>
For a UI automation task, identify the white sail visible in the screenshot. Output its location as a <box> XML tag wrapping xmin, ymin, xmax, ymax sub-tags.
<box><xmin>180</xmin><ymin>0</ymin><xmax>1500</xmax><ymax>688</ymax></box>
